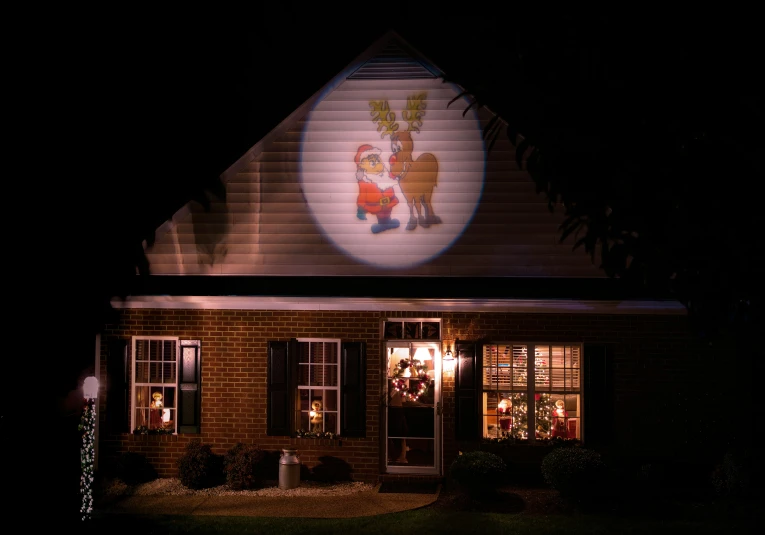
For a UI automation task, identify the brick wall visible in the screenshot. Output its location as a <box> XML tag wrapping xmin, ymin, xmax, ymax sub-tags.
<box><xmin>98</xmin><ymin>309</ymin><xmax>739</xmax><ymax>482</ymax></box>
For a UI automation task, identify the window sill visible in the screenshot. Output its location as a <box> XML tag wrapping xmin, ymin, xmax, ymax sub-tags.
<box><xmin>128</xmin><ymin>433</ymin><xmax>180</xmax><ymax>442</ymax></box>
<box><xmin>291</xmin><ymin>436</ymin><xmax>345</xmax><ymax>448</ymax></box>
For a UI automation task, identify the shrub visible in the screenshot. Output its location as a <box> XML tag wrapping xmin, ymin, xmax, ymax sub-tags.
<box><xmin>711</xmin><ymin>446</ymin><xmax>758</xmax><ymax>500</ymax></box>
<box><xmin>541</xmin><ymin>447</ymin><xmax>608</xmax><ymax>503</ymax></box>
<box><xmin>223</xmin><ymin>443</ymin><xmax>266</xmax><ymax>490</ymax></box>
<box><xmin>449</xmin><ymin>450</ymin><xmax>507</xmax><ymax>495</ymax></box>
<box><xmin>114</xmin><ymin>451</ymin><xmax>157</xmax><ymax>485</ymax></box>
<box><xmin>177</xmin><ymin>439</ymin><xmax>224</xmax><ymax>490</ymax></box>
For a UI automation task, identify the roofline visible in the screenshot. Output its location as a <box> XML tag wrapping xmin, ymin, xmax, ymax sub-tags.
<box><xmin>220</xmin><ymin>29</ymin><xmax>411</xmax><ymax>184</ymax></box>
<box><xmin>110</xmin><ymin>295</ymin><xmax>686</xmax><ymax>315</ymax></box>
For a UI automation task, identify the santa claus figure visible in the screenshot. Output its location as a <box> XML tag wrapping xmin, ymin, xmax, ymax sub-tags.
<box><xmin>551</xmin><ymin>399</ymin><xmax>569</xmax><ymax>438</ymax></box>
<box><xmin>354</xmin><ymin>144</ymin><xmax>400</xmax><ymax>233</ymax></box>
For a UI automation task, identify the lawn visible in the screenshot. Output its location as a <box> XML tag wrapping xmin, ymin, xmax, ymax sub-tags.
<box><xmin>88</xmin><ymin>485</ymin><xmax>759</xmax><ymax>534</ymax></box>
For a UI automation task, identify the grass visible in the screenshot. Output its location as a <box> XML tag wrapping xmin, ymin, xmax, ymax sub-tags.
<box><xmin>87</xmin><ymin>488</ymin><xmax>759</xmax><ymax>535</ymax></box>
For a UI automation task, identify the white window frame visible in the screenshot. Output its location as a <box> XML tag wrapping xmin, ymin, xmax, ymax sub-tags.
<box><xmin>131</xmin><ymin>336</ymin><xmax>179</xmax><ymax>434</ymax></box>
<box><xmin>482</xmin><ymin>342</ymin><xmax>582</xmax><ymax>441</ymax></box>
<box><xmin>296</xmin><ymin>338</ymin><xmax>342</xmax><ymax>434</ymax></box>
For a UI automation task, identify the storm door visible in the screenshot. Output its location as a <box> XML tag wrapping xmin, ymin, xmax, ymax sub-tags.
<box><xmin>385</xmin><ymin>341</ymin><xmax>441</xmax><ymax>474</ymax></box>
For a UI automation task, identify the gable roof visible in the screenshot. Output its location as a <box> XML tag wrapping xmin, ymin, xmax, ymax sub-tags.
<box><xmin>123</xmin><ymin>30</ymin><xmax>684</xmax><ymax>314</ymax></box>
<box><xmin>219</xmin><ymin>30</ymin><xmax>446</xmax><ymax>185</ymax></box>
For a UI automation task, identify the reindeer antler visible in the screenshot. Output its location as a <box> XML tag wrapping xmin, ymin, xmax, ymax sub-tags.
<box><xmin>369</xmin><ymin>100</ymin><xmax>399</xmax><ymax>138</ymax></box>
<box><xmin>402</xmin><ymin>93</ymin><xmax>427</xmax><ymax>133</ymax></box>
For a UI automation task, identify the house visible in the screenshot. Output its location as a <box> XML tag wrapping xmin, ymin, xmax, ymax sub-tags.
<box><xmin>94</xmin><ymin>30</ymin><xmax>731</xmax><ymax>486</ymax></box>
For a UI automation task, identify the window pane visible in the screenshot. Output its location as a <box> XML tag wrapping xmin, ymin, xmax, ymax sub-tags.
<box><xmin>310</xmin><ymin>364</ymin><xmax>326</xmax><ymax>386</ymax></box>
<box><xmin>150</xmin><ymin>362</ymin><xmax>162</xmax><ymax>383</ymax></box>
<box><xmin>404</xmin><ymin>322</ymin><xmax>421</xmax><ymax>339</ymax></box>
<box><xmin>548</xmin><ymin>394</ymin><xmax>580</xmax><ymax>439</ymax></box>
<box><xmin>298</xmin><ymin>343</ymin><xmax>310</xmax><ymax>364</ymax></box>
<box><xmin>312</xmin><ymin>343</ymin><xmax>326</xmax><ymax>364</ymax></box>
<box><xmin>162</xmin><ymin>340</ymin><xmax>176</xmax><ymax>361</ymax></box>
<box><xmin>324</xmin><ymin>343</ymin><xmax>338</xmax><ymax>364</ymax></box>
<box><xmin>482</xmin><ymin>392</ymin><xmax>528</xmax><ymax>439</ymax></box>
<box><xmin>299</xmin><ymin>389</ymin><xmax>311</xmax><ymax>411</ymax></box>
<box><xmin>323</xmin><ymin>364</ymin><xmax>338</xmax><ymax>387</ymax></box>
<box><xmin>163</xmin><ymin>362</ymin><xmax>176</xmax><ymax>383</ymax></box>
<box><xmin>135</xmin><ymin>339</ymin><xmax>149</xmax><ymax>361</ymax></box>
<box><xmin>135</xmin><ymin>361</ymin><xmax>149</xmax><ymax>383</ymax></box>
<box><xmin>422</xmin><ymin>322</ymin><xmax>440</xmax><ymax>340</ymax></box>
<box><xmin>298</xmin><ymin>364</ymin><xmax>309</xmax><ymax>386</ymax></box>
<box><xmin>384</xmin><ymin>321</ymin><xmax>403</xmax><ymax>339</ymax></box>
<box><xmin>324</xmin><ymin>412</ymin><xmax>337</xmax><ymax>433</ymax></box>
<box><xmin>324</xmin><ymin>390</ymin><xmax>338</xmax><ymax>411</ymax></box>
<box><xmin>135</xmin><ymin>385</ymin><xmax>150</xmax><ymax>409</ymax></box>
<box><xmin>534</xmin><ymin>345</ymin><xmax>550</xmax><ymax>390</ymax></box>
<box><xmin>512</xmin><ymin>346</ymin><xmax>527</xmax><ymax>388</ymax></box>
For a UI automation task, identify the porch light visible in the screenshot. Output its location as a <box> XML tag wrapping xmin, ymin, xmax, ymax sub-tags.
<box><xmin>443</xmin><ymin>346</ymin><xmax>455</xmax><ymax>373</ymax></box>
<box><xmin>83</xmin><ymin>376</ymin><xmax>99</xmax><ymax>399</ymax></box>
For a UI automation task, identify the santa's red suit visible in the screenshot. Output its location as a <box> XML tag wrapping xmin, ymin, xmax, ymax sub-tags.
<box><xmin>357</xmin><ymin>181</ymin><xmax>399</xmax><ymax>215</ymax></box>
<box><xmin>551</xmin><ymin>408</ymin><xmax>569</xmax><ymax>438</ymax></box>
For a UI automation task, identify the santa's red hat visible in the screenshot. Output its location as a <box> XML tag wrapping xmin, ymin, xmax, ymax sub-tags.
<box><xmin>354</xmin><ymin>144</ymin><xmax>381</xmax><ymax>165</ymax></box>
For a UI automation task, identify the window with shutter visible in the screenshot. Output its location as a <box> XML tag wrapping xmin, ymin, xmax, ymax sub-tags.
<box><xmin>481</xmin><ymin>343</ymin><xmax>582</xmax><ymax>441</ymax></box>
<box><xmin>129</xmin><ymin>337</ymin><xmax>201</xmax><ymax>435</ymax></box>
<box><xmin>267</xmin><ymin>339</ymin><xmax>366</xmax><ymax>437</ymax></box>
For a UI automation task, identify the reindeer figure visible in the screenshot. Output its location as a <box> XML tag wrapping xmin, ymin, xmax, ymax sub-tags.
<box><xmin>370</xmin><ymin>94</ymin><xmax>441</xmax><ymax>231</ymax></box>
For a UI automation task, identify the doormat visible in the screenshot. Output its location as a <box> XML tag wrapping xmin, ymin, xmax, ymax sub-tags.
<box><xmin>378</xmin><ymin>481</ymin><xmax>440</xmax><ymax>494</ymax></box>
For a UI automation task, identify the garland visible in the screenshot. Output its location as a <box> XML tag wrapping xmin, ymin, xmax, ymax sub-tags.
<box><xmin>78</xmin><ymin>398</ymin><xmax>96</xmax><ymax>521</ymax></box>
<box><xmin>391</xmin><ymin>358</ymin><xmax>431</xmax><ymax>401</ymax></box>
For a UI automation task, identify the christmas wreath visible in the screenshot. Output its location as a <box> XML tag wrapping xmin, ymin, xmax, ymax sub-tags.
<box><xmin>391</xmin><ymin>358</ymin><xmax>431</xmax><ymax>401</ymax></box>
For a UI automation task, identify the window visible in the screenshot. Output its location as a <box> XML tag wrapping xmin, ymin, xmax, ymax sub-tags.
<box><xmin>297</xmin><ymin>339</ymin><xmax>340</xmax><ymax>434</ymax></box>
<box><xmin>267</xmin><ymin>339</ymin><xmax>366</xmax><ymax>438</ymax></box>
<box><xmin>482</xmin><ymin>343</ymin><xmax>581</xmax><ymax>440</ymax></box>
<box><xmin>130</xmin><ymin>337</ymin><xmax>201</xmax><ymax>434</ymax></box>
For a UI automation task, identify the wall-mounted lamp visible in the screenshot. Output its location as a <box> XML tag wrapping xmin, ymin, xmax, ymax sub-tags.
<box><xmin>443</xmin><ymin>346</ymin><xmax>455</xmax><ymax>373</ymax></box>
<box><xmin>83</xmin><ymin>376</ymin><xmax>99</xmax><ymax>400</ymax></box>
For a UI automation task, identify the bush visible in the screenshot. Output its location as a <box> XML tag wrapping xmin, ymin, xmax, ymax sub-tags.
<box><xmin>541</xmin><ymin>447</ymin><xmax>608</xmax><ymax>502</ymax></box>
<box><xmin>223</xmin><ymin>443</ymin><xmax>266</xmax><ymax>490</ymax></box>
<box><xmin>114</xmin><ymin>451</ymin><xmax>158</xmax><ymax>485</ymax></box>
<box><xmin>711</xmin><ymin>446</ymin><xmax>758</xmax><ymax>500</ymax></box>
<box><xmin>177</xmin><ymin>439</ymin><xmax>224</xmax><ymax>490</ymax></box>
<box><xmin>449</xmin><ymin>451</ymin><xmax>507</xmax><ymax>495</ymax></box>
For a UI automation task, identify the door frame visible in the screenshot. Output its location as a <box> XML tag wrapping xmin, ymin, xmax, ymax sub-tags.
<box><xmin>384</xmin><ymin>340</ymin><xmax>442</xmax><ymax>475</ymax></box>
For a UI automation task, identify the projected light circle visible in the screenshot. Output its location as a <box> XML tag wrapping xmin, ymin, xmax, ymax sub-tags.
<box><xmin>300</xmin><ymin>78</ymin><xmax>485</xmax><ymax>269</ymax></box>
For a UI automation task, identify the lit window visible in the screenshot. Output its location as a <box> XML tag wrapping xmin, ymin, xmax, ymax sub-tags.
<box><xmin>297</xmin><ymin>339</ymin><xmax>341</xmax><ymax>435</ymax></box>
<box><xmin>482</xmin><ymin>343</ymin><xmax>581</xmax><ymax>440</ymax></box>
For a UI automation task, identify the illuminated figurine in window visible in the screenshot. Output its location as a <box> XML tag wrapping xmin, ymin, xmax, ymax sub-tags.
<box><xmin>310</xmin><ymin>399</ymin><xmax>323</xmax><ymax>433</ymax></box>
<box><xmin>551</xmin><ymin>399</ymin><xmax>569</xmax><ymax>438</ymax></box>
<box><xmin>150</xmin><ymin>392</ymin><xmax>164</xmax><ymax>429</ymax></box>
<box><xmin>498</xmin><ymin>398</ymin><xmax>512</xmax><ymax>433</ymax></box>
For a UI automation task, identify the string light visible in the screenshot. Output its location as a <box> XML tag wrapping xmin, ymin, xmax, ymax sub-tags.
<box><xmin>78</xmin><ymin>397</ymin><xmax>96</xmax><ymax>521</ymax></box>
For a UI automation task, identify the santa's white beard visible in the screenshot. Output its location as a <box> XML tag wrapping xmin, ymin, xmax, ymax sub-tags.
<box><xmin>369</xmin><ymin>171</ymin><xmax>398</xmax><ymax>191</ymax></box>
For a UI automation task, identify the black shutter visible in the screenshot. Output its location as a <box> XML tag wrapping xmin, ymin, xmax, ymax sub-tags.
<box><xmin>455</xmin><ymin>340</ymin><xmax>479</xmax><ymax>440</ymax></box>
<box><xmin>341</xmin><ymin>342</ymin><xmax>366</xmax><ymax>437</ymax></box>
<box><xmin>106</xmin><ymin>339</ymin><xmax>129</xmax><ymax>433</ymax></box>
<box><xmin>178</xmin><ymin>340</ymin><xmax>201</xmax><ymax>434</ymax></box>
<box><xmin>583</xmin><ymin>343</ymin><xmax>614</xmax><ymax>448</ymax></box>
<box><xmin>267</xmin><ymin>339</ymin><xmax>297</xmax><ymax>436</ymax></box>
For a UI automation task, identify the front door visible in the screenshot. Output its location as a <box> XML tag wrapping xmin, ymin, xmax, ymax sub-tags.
<box><xmin>385</xmin><ymin>342</ymin><xmax>441</xmax><ymax>474</ymax></box>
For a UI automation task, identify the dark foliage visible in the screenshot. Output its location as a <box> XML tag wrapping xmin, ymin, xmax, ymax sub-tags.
<box><xmin>114</xmin><ymin>451</ymin><xmax>158</xmax><ymax>485</ymax></box>
<box><xmin>441</xmin><ymin>15</ymin><xmax>763</xmax><ymax>340</ymax></box>
<box><xmin>449</xmin><ymin>450</ymin><xmax>507</xmax><ymax>496</ymax></box>
<box><xmin>177</xmin><ymin>439</ymin><xmax>224</xmax><ymax>490</ymax></box>
<box><xmin>223</xmin><ymin>442</ymin><xmax>266</xmax><ymax>490</ymax></box>
<box><xmin>541</xmin><ymin>446</ymin><xmax>609</xmax><ymax>506</ymax></box>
